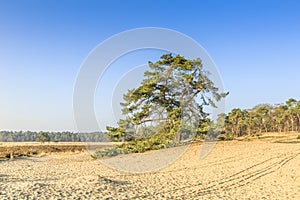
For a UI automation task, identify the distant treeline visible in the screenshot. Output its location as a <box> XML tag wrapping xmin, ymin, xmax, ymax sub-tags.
<box><xmin>0</xmin><ymin>131</ymin><xmax>109</xmax><ymax>142</ymax></box>
<box><xmin>1</xmin><ymin>98</ymin><xmax>299</xmax><ymax>142</ymax></box>
<box><xmin>217</xmin><ymin>98</ymin><xmax>300</xmax><ymax>138</ymax></box>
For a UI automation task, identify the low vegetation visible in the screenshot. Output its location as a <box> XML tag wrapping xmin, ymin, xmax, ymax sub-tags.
<box><xmin>91</xmin><ymin>146</ymin><xmax>128</xmax><ymax>158</ymax></box>
<box><xmin>0</xmin><ymin>143</ymin><xmax>89</xmax><ymax>159</ymax></box>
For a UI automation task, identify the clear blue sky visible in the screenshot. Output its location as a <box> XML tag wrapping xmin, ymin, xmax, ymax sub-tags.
<box><xmin>0</xmin><ymin>0</ymin><xmax>300</xmax><ymax>131</ymax></box>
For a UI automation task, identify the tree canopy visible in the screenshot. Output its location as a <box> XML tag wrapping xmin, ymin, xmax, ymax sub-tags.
<box><xmin>215</xmin><ymin>98</ymin><xmax>300</xmax><ymax>140</ymax></box>
<box><xmin>0</xmin><ymin>131</ymin><xmax>106</xmax><ymax>142</ymax></box>
<box><xmin>106</xmin><ymin>54</ymin><xmax>227</xmax><ymax>151</ymax></box>
<box><xmin>36</xmin><ymin>132</ymin><xmax>50</xmax><ymax>143</ymax></box>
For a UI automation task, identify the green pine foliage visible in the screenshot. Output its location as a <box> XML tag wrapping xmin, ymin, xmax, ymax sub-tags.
<box><xmin>95</xmin><ymin>54</ymin><xmax>227</xmax><ymax>158</ymax></box>
<box><xmin>217</xmin><ymin>98</ymin><xmax>300</xmax><ymax>139</ymax></box>
<box><xmin>36</xmin><ymin>132</ymin><xmax>50</xmax><ymax>143</ymax></box>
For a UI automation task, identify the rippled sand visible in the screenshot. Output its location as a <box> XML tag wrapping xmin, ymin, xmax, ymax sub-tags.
<box><xmin>0</xmin><ymin>140</ymin><xmax>299</xmax><ymax>199</ymax></box>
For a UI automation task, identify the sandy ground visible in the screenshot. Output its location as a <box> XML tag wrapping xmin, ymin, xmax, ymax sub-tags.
<box><xmin>0</xmin><ymin>140</ymin><xmax>299</xmax><ymax>199</ymax></box>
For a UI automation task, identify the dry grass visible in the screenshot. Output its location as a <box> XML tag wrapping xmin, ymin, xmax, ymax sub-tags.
<box><xmin>0</xmin><ymin>142</ymin><xmax>117</xmax><ymax>158</ymax></box>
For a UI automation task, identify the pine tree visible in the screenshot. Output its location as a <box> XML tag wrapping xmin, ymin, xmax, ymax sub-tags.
<box><xmin>107</xmin><ymin>54</ymin><xmax>227</xmax><ymax>149</ymax></box>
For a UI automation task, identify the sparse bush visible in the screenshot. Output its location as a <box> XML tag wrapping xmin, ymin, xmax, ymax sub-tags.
<box><xmin>92</xmin><ymin>133</ymin><xmax>181</xmax><ymax>158</ymax></box>
<box><xmin>91</xmin><ymin>146</ymin><xmax>128</xmax><ymax>159</ymax></box>
<box><xmin>120</xmin><ymin>136</ymin><xmax>169</xmax><ymax>153</ymax></box>
<box><xmin>297</xmin><ymin>135</ymin><xmax>300</xmax><ymax>140</ymax></box>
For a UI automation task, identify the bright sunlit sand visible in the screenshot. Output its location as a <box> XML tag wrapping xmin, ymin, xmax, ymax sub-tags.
<box><xmin>1</xmin><ymin>136</ymin><xmax>299</xmax><ymax>199</ymax></box>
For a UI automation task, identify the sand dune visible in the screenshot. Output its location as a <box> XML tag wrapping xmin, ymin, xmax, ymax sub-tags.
<box><xmin>0</xmin><ymin>140</ymin><xmax>299</xmax><ymax>199</ymax></box>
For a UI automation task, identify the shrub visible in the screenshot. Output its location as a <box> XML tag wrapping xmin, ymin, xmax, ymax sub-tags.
<box><xmin>91</xmin><ymin>146</ymin><xmax>128</xmax><ymax>159</ymax></box>
<box><xmin>297</xmin><ymin>135</ymin><xmax>300</xmax><ymax>140</ymax></box>
<box><xmin>92</xmin><ymin>133</ymin><xmax>178</xmax><ymax>158</ymax></box>
<box><xmin>92</xmin><ymin>130</ymin><xmax>197</xmax><ymax>159</ymax></box>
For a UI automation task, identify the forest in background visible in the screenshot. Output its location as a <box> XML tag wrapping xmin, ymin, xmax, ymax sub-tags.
<box><xmin>0</xmin><ymin>131</ymin><xmax>107</xmax><ymax>142</ymax></box>
<box><xmin>217</xmin><ymin>98</ymin><xmax>300</xmax><ymax>139</ymax></box>
<box><xmin>1</xmin><ymin>98</ymin><xmax>299</xmax><ymax>143</ymax></box>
